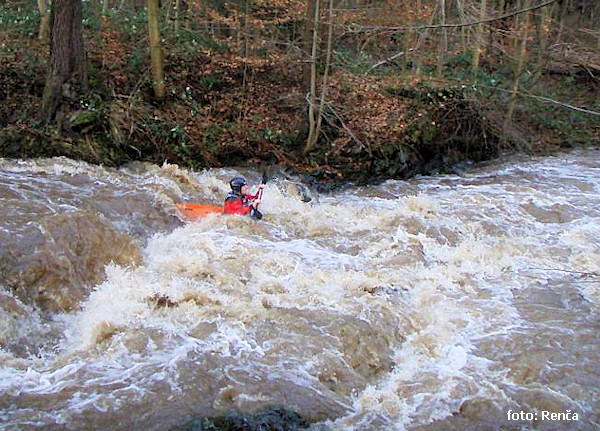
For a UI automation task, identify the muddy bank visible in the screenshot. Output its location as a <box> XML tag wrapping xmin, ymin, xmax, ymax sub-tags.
<box><xmin>0</xmin><ymin>87</ymin><xmax>509</xmax><ymax>191</ymax></box>
<box><xmin>0</xmin><ymin>40</ymin><xmax>534</xmax><ymax>189</ymax></box>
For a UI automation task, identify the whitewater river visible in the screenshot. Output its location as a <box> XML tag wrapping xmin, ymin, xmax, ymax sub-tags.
<box><xmin>0</xmin><ymin>150</ymin><xmax>599</xmax><ymax>430</ymax></box>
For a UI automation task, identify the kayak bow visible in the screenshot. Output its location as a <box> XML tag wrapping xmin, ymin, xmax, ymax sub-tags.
<box><xmin>177</xmin><ymin>203</ymin><xmax>223</xmax><ymax>220</ymax></box>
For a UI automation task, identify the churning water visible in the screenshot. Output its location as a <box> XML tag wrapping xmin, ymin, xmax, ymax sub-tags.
<box><xmin>0</xmin><ymin>151</ymin><xmax>599</xmax><ymax>430</ymax></box>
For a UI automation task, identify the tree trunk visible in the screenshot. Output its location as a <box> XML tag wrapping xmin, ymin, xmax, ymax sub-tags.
<box><xmin>592</xmin><ymin>7</ymin><xmax>600</xmax><ymax>49</ymax></box>
<box><xmin>436</xmin><ymin>0</ymin><xmax>447</xmax><ymax>77</ymax></box>
<box><xmin>102</xmin><ymin>0</ymin><xmax>109</xmax><ymax>15</ymax></box>
<box><xmin>133</xmin><ymin>0</ymin><xmax>145</xmax><ymax>12</ymax></box>
<box><xmin>184</xmin><ymin>0</ymin><xmax>190</xmax><ymax>29</ymax></box>
<box><xmin>235</xmin><ymin>7</ymin><xmax>242</xmax><ymax>52</ymax></box>
<box><xmin>241</xmin><ymin>0</ymin><xmax>250</xmax><ymax>96</ymax></box>
<box><xmin>165</xmin><ymin>0</ymin><xmax>171</xmax><ymax>24</ymax></box>
<box><xmin>401</xmin><ymin>32</ymin><xmax>407</xmax><ymax>71</ymax></box>
<box><xmin>302</xmin><ymin>0</ymin><xmax>317</xmax><ymax>95</ymax></box>
<box><xmin>40</xmin><ymin>0</ymin><xmax>87</xmax><ymax>123</ymax></box>
<box><xmin>497</xmin><ymin>0</ymin><xmax>505</xmax><ymax>14</ymax></box>
<box><xmin>148</xmin><ymin>0</ymin><xmax>166</xmax><ymax>100</ymax></box>
<box><xmin>411</xmin><ymin>0</ymin><xmax>423</xmax><ymax>74</ymax></box>
<box><xmin>555</xmin><ymin>0</ymin><xmax>568</xmax><ymax>45</ymax></box>
<box><xmin>472</xmin><ymin>0</ymin><xmax>487</xmax><ymax>79</ymax></box>
<box><xmin>530</xmin><ymin>3</ymin><xmax>549</xmax><ymax>86</ymax></box>
<box><xmin>304</xmin><ymin>0</ymin><xmax>333</xmax><ymax>155</ymax></box>
<box><xmin>504</xmin><ymin>0</ymin><xmax>531</xmax><ymax>129</ymax></box>
<box><xmin>305</xmin><ymin>0</ymin><xmax>320</xmax><ymax>152</ymax></box>
<box><xmin>243</xmin><ymin>0</ymin><xmax>250</xmax><ymax>56</ymax></box>
<box><xmin>37</xmin><ymin>0</ymin><xmax>51</xmax><ymax>43</ymax></box>
<box><xmin>456</xmin><ymin>0</ymin><xmax>466</xmax><ymax>52</ymax></box>
<box><xmin>496</xmin><ymin>0</ymin><xmax>505</xmax><ymax>59</ymax></box>
<box><xmin>174</xmin><ymin>0</ymin><xmax>181</xmax><ymax>33</ymax></box>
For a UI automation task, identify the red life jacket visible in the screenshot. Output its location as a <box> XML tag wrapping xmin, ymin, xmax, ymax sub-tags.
<box><xmin>223</xmin><ymin>190</ymin><xmax>259</xmax><ymax>215</ymax></box>
<box><xmin>223</xmin><ymin>194</ymin><xmax>252</xmax><ymax>215</ymax></box>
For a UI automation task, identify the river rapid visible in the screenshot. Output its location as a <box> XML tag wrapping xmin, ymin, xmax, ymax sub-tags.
<box><xmin>0</xmin><ymin>150</ymin><xmax>599</xmax><ymax>430</ymax></box>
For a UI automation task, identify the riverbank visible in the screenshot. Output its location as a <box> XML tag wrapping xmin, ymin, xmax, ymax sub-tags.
<box><xmin>1</xmin><ymin>7</ymin><xmax>599</xmax><ymax>189</ymax></box>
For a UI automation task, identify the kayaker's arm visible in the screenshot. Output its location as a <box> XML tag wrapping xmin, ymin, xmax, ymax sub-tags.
<box><xmin>245</xmin><ymin>184</ymin><xmax>264</xmax><ymax>200</ymax></box>
<box><xmin>224</xmin><ymin>176</ymin><xmax>265</xmax><ymax>219</ymax></box>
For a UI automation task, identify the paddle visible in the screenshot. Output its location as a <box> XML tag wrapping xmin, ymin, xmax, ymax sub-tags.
<box><xmin>250</xmin><ymin>171</ymin><xmax>268</xmax><ymax>220</ymax></box>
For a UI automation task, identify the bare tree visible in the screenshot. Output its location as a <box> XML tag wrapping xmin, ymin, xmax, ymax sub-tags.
<box><xmin>472</xmin><ymin>0</ymin><xmax>487</xmax><ymax>78</ymax></box>
<box><xmin>304</xmin><ymin>0</ymin><xmax>334</xmax><ymax>155</ymax></box>
<box><xmin>148</xmin><ymin>0</ymin><xmax>166</xmax><ymax>100</ymax></box>
<box><xmin>497</xmin><ymin>0</ymin><xmax>505</xmax><ymax>14</ymax></box>
<box><xmin>554</xmin><ymin>0</ymin><xmax>569</xmax><ymax>45</ymax></box>
<box><xmin>410</xmin><ymin>0</ymin><xmax>422</xmax><ymax>73</ymax></box>
<box><xmin>456</xmin><ymin>0</ymin><xmax>467</xmax><ymax>52</ymax></box>
<box><xmin>174</xmin><ymin>0</ymin><xmax>181</xmax><ymax>32</ymax></box>
<box><xmin>303</xmin><ymin>0</ymin><xmax>318</xmax><ymax>95</ymax></box>
<box><xmin>505</xmin><ymin>0</ymin><xmax>532</xmax><ymax>128</ymax></box>
<box><xmin>530</xmin><ymin>2</ymin><xmax>550</xmax><ymax>85</ymax></box>
<box><xmin>305</xmin><ymin>0</ymin><xmax>320</xmax><ymax>153</ymax></box>
<box><xmin>437</xmin><ymin>0</ymin><xmax>448</xmax><ymax>77</ymax></box>
<box><xmin>40</xmin><ymin>0</ymin><xmax>87</xmax><ymax>123</ymax></box>
<box><xmin>37</xmin><ymin>0</ymin><xmax>50</xmax><ymax>43</ymax></box>
<box><xmin>243</xmin><ymin>0</ymin><xmax>250</xmax><ymax>56</ymax></box>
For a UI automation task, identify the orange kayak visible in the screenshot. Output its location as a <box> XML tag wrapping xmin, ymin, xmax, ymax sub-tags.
<box><xmin>177</xmin><ymin>203</ymin><xmax>223</xmax><ymax>220</ymax></box>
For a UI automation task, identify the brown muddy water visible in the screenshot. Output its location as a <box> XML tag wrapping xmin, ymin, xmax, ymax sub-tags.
<box><xmin>0</xmin><ymin>151</ymin><xmax>599</xmax><ymax>430</ymax></box>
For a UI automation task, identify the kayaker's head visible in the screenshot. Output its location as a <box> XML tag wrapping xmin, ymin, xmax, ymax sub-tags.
<box><xmin>230</xmin><ymin>176</ymin><xmax>248</xmax><ymax>195</ymax></box>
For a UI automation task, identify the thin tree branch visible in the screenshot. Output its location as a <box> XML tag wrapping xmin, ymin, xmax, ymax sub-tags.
<box><xmin>343</xmin><ymin>0</ymin><xmax>558</xmax><ymax>33</ymax></box>
<box><xmin>323</xmin><ymin>101</ymin><xmax>371</xmax><ymax>156</ymax></box>
<box><xmin>522</xmin><ymin>92</ymin><xmax>600</xmax><ymax>116</ymax></box>
<box><xmin>370</xmin><ymin>50</ymin><xmax>411</xmax><ymax>71</ymax></box>
<box><xmin>439</xmin><ymin>78</ymin><xmax>600</xmax><ymax>117</ymax></box>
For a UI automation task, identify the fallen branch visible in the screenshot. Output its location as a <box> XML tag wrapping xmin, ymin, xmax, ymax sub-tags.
<box><xmin>370</xmin><ymin>50</ymin><xmax>408</xmax><ymax>71</ymax></box>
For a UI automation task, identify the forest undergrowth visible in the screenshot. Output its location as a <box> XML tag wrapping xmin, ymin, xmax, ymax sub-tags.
<box><xmin>1</xmin><ymin>1</ymin><xmax>599</xmax><ymax>187</ymax></box>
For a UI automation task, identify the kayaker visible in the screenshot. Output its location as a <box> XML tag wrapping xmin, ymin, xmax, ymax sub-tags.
<box><xmin>223</xmin><ymin>176</ymin><xmax>264</xmax><ymax>219</ymax></box>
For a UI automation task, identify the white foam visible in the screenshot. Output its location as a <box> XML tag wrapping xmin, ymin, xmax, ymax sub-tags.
<box><xmin>2</xmin><ymin>150</ymin><xmax>600</xmax><ymax>429</ymax></box>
